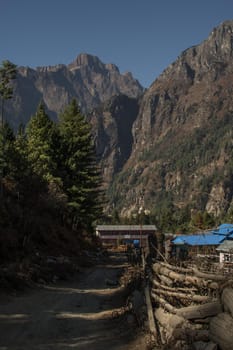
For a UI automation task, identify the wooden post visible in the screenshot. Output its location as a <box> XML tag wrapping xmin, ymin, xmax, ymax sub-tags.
<box><xmin>145</xmin><ymin>285</ymin><xmax>157</xmax><ymax>337</ymax></box>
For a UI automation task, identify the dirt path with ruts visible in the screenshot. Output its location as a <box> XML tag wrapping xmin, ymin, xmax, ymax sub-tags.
<box><xmin>0</xmin><ymin>254</ymin><xmax>147</xmax><ymax>350</ymax></box>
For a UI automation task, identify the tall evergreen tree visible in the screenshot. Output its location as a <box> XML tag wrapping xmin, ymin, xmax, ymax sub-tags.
<box><xmin>0</xmin><ymin>122</ymin><xmax>15</xmax><ymax>178</ymax></box>
<box><xmin>0</xmin><ymin>60</ymin><xmax>17</xmax><ymax>194</ymax></box>
<box><xmin>13</xmin><ymin>125</ymin><xmax>33</xmax><ymax>191</ymax></box>
<box><xmin>0</xmin><ymin>60</ymin><xmax>17</xmax><ymax>126</ymax></box>
<box><xmin>0</xmin><ymin>123</ymin><xmax>31</xmax><ymax>200</ymax></box>
<box><xmin>59</xmin><ymin>99</ymin><xmax>102</xmax><ymax>230</ymax></box>
<box><xmin>26</xmin><ymin>103</ymin><xmax>57</xmax><ymax>183</ymax></box>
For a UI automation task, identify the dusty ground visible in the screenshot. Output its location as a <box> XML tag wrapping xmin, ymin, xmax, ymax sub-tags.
<box><xmin>0</xmin><ymin>254</ymin><xmax>148</xmax><ymax>350</ymax></box>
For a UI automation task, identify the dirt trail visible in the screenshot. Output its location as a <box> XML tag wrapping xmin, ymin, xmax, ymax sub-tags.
<box><xmin>0</xmin><ymin>254</ymin><xmax>147</xmax><ymax>350</ymax></box>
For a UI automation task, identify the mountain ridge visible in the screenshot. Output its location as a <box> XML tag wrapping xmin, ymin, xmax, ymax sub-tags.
<box><xmin>104</xmin><ymin>20</ymin><xmax>233</xmax><ymax>222</ymax></box>
<box><xmin>6</xmin><ymin>53</ymin><xmax>143</xmax><ymax>130</ymax></box>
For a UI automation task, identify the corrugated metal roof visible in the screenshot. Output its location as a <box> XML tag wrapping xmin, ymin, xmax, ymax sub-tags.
<box><xmin>210</xmin><ymin>223</ymin><xmax>233</xmax><ymax>236</ymax></box>
<box><xmin>172</xmin><ymin>237</ymin><xmax>185</xmax><ymax>245</ymax></box>
<box><xmin>217</xmin><ymin>223</ymin><xmax>233</xmax><ymax>235</ymax></box>
<box><xmin>96</xmin><ymin>225</ymin><xmax>156</xmax><ymax>231</ymax></box>
<box><xmin>173</xmin><ymin>234</ymin><xmax>225</xmax><ymax>246</ymax></box>
<box><xmin>216</xmin><ymin>240</ymin><xmax>233</xmax><ymax>252</ymax></box>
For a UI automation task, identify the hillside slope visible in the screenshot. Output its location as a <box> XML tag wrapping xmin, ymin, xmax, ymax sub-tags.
<box><xmin>108</xmin><ymin>20</ymin><xmax>233</xmax><ymax>220</ymax></box>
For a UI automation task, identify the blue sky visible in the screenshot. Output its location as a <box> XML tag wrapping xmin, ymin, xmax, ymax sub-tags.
<box><xmin>1</xmin><ymin>0</ymin><xmax>233</xmax><ymax>87</ymax></box>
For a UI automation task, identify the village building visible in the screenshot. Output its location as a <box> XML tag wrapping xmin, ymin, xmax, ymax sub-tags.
<box><xmin>216</xmin><ymin>240</ymin><xmax>233</xmax><ymax>264</ymax></box>
<box><xmin>96</xmin><ymin>225</ymin><xmax>157</xmax><ymax>248</ymax></box>
<box><xmin>172</xmin><ymin>234</ymin><xmax>225</xmax><ymax>259</ymax></box>
<box><xmin>172</xmin><ymin>223</ymin><xmax>233</xmax><ymax>260</ymax></box>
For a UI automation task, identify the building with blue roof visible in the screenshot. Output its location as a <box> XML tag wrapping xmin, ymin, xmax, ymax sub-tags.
<box><xmin>172</xmin><ymin>223</ymin><xmax>233</xmax><ymax>259</ymax></box>
<box><xmin>172</xmin><ymin>234</ymin><xmax>225</xmax><ymax>246</ymax></box>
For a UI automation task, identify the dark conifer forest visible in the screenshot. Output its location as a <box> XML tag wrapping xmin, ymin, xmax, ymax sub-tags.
<box><xmin>0</xmin><ymin>60</ymin><xmax>103</xmax><ymax>264</ymax></box>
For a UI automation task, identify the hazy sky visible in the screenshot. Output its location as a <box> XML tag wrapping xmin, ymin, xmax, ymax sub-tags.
<box><xmin>1</xmin><ymin>0</ymin><xmax>233</xmax><ymax>87</ymax></box>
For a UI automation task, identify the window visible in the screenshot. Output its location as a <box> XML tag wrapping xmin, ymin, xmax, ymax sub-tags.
<box><xmin>224</xmin><ymin>254</ymin><xmax>233</xmax><ymax>262</ymax></box>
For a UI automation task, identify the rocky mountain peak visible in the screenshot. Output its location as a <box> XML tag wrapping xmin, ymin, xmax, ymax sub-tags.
<box><xmin>157</xmin><ymin>20</ymin><xmax>233</xmax><ymax>88</ymax></box>
<box><xmin>68</xmin><ymin>53</ymin><xmax>121</xmax><ymax>75</ymax></box>
<box><xmin>209</xmin><ymin>20</ymin><xmax>233</xmax><ymax>54</ymax></box>
<box><xmin>68</xmin><ymin>53</ymin><xmax>103</xmax><ymax>70</ymax></box>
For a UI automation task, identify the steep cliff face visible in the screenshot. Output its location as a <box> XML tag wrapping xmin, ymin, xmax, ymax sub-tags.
<box><xmin>110</xmin><ymin>20</ymin><xmax>233</xmax><ymax>217</ymax></box>
<box><xmin>6</xmin><ymin>53</ymin><xmax>143</xmax><ymax>129</ymax></box>
<box><xmin>133</xmin><ymin>20</ymin><xmax>233</xmax><ymax>147</ymax></box>
<box><xmin>89</xmin><ymin>94</ymin><xmax>140</xmax><ymax>188</ymax></box>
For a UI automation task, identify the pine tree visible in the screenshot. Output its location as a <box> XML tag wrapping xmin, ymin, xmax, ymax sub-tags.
<box><xmin>0</xmin><ymin>122</ymin><xmax>29</xmax><ymax>198</ymax></box>
<box><xmin>0</xmin><ymin>122</ymin><xmax>15</xmax><ymax>178</ymax></box>
<box><xmin>0</xmin><ymin>60</ymin><xmax>17</xmax><ymax>126</ymax></box>
<box><xmin>26</xmin><ymin>103</ymin><xmax>57</xmax><ymax>182</ymax></box>
<box><xmin>0</xmin><ymin>60</ymin><xmax>17</xmax><ymax>194</ymax></box>
<box><xmin>59</xmin><ymin>99</ymin><xmax>102</xmax><ymax>230</ymax></box>
<box><xmin>13</xmin><ymin>125</ymin><xmax>33</xmax><ymax>193</ymax></box>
